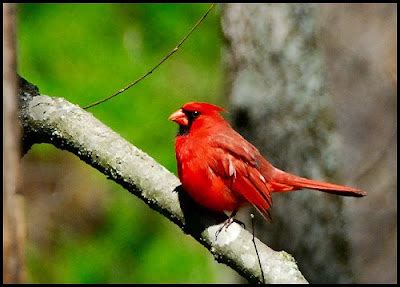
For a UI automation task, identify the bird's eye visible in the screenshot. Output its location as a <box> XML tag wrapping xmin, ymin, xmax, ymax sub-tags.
<box><xmin>181</xmin><ymin>108</ymin><xmax>200</xmax><ymax>122</ymax></box>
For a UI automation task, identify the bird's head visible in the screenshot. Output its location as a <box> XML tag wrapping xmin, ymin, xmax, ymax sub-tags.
<box><xmin>169</xmin><ymin>102</ymin><xmax>224</xmax><ymax>135</ymax></box>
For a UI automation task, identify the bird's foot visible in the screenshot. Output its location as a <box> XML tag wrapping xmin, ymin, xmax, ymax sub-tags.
<box><xmin>215</xmin><ymin>216</ymin><xmax>246</xmax><ymax>240</ymax></box>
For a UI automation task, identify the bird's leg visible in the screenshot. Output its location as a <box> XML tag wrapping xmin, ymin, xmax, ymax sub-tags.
<box><xmin>215</xmin><ymin>210</ymin><xmax>245</xmax><ymax>240</ymax></box>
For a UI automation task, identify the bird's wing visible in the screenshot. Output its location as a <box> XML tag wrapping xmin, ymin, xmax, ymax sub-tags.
<box><xmin>209</xmin><ymin>133</ymin><xmax>260</xmax><ymax>167</ymax></box>
<box><xmin>208</xmin><ymin>133</ymin><xmax>273</xmax><ymax>221</ymax></box>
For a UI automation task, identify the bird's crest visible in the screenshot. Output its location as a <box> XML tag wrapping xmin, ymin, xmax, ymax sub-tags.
<box><xmin>182</xmin><ymin>102</ymin><xmax>224</xmax><ymax>114</ymax></box>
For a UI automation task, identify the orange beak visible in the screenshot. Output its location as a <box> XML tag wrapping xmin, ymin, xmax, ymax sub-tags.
<box><xmin>168</xmin><ymin>109</ymin><xmax>189</xmax><ymax>126</ymax></box>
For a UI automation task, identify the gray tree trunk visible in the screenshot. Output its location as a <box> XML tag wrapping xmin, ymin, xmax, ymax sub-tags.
<box><xmin>3</xmin><ymin>3</ymin><xmax>26</xmax><ymax>283</ymax></box>
<box><xmin>221</xmin><ymin>4</ymin><xmax>353</xmax><ymax>283</ymax></box>
<box><xmin>318</xmin><ymin>4</ymin><xmax>397</xmax><ymax>283</ymax></box>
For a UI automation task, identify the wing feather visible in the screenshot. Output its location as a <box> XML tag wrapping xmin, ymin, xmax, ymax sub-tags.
<box><xmin>208</xmin><ymin>133</ymin><xmax>273</xmax><ymax>221</ymax></box>
<box><xmin>209</xmin><ymin>133</ymin><xmax>260</xmax><ymax>167</ymax></box>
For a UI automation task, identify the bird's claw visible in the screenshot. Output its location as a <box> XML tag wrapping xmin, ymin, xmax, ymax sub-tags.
<box><xmin>214</xmin><ymin>217</ymin><xmax>246</xmax><ymax>240</ymax></box>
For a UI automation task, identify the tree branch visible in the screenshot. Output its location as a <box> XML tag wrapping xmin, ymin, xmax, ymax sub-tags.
<box><xmin>18</xmin><ymin>76</ymin><xmax>308</xmax><ymax>284</ymax></box>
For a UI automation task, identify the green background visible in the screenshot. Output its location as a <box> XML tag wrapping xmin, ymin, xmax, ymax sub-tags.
<box><xmin>18</xmin><ymin>3</ymin><xmax>234</xmax><ymax>283</ymax></box>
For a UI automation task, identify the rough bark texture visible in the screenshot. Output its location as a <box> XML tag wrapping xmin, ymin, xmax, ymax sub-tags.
<box><xmin>18</xmin><ymin>77</ymin><xmax>307</xmax><ymax>284</ymax></box>
<box><xmin>318</xmin><ymin>4</ymin><xmax>397</xmax><ymax>283</ymax></box>
<box><xmin>3</xmin><ymin>3</ymin><xmax>26</xmax><ymax>283</ymax></box>
<box><xmin>221</xmin><ymin>4</ymin><xmax>354</xmax><ymax>283</ymax></box>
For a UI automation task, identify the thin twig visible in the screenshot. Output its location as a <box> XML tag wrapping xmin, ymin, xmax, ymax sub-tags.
<box><xmin>83</xmin><ymin>3</ymin><xmax>216</xmax><ymax>110</ymax></box>
<box><xmin>251</xmin><ymin>213</ymin><xmax>265</xmax><ymax>284</ymax></box>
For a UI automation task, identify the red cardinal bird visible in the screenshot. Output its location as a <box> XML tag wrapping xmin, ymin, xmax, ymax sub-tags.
<box><xmin>169</xmin><ymin>102</ymin><xmax>366</xmax><ymax>224</ymax></box>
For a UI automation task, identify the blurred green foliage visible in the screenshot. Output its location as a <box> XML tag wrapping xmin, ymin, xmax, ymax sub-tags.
<box><xmin>18</xmin><ymin>3</ymin><xmax>229</xmax><ymax>283</ymax></box>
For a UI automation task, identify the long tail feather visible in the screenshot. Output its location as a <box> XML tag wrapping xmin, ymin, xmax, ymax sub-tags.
<box><xmin>271</xmin><ymin>168</ymin><xmax>367</xmax><ymax>197</ymax></box>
